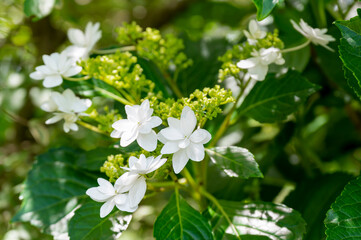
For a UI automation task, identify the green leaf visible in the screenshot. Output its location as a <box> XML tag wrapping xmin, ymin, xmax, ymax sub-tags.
<box><xmin>75</xmin><ymin>148</ymin><xmax>120</xmax><ymax>172</ymax></box>
<box><xmin>206</xmin><ymin>146</ymin><xmax>263</xmax><ymax>179</ymax></box>
<box><xmin>153</xmin><ymin>193</ymin><xmax>214</xmax><ymax>240</ymax></box>
<box><xmin>252</xmin><ymin>0</ymin><xmax>280</xmax><ymax>21</ymax></box>
<box><xmin>238</xmin><ymin>71</ymin><xmax>320</xmax><ymax>123</ymax></box>
<box><xmin>205</xmin><ymin>200</ymin><xmax>306</xmax><ymax>239</ymax></box>
<box><xmin>68</xmin><ymin>200</ymin><xmax>132</xmax><ymax>240</ymax></box>
<box><xmin>325</xmin><ymin>176</ymin><xmax>361</xmax><ymax>239</ymax></box>
<box><xmin>12</xmin><ymin>147</ymin><xmax>98</xmax><ymax>229</ymax></box>
<box><xmin>24</xmin><ymin>0</ymin><xmax>57</xmax><ymax>19</ymax></box>
<box><xmin>335</xmin><ymin>16</ymin><xmax>361</xmax><ymax>100</ymax></box>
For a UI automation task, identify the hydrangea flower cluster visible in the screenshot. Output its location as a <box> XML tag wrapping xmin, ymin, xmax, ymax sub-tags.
<box><xmin>87</xmin><ymin>101</ymin><xmax>211</xmax><ymax>217</ymax></box>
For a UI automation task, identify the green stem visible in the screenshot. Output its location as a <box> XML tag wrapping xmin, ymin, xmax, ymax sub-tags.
<box><xmin>63</xmin><ymin>75</ymin><xmax>91</xmax><ymax>81</ymax></box>
<box><xmin>163</xmin><ymin>71</ymin><xmax>183</xmax><ymax>99</ymax></box>
<box><xmin>281</xmin><ymin>40</ymin><xmax>311</xmax><ymax>54</ymax></box>
<box><xmin>77</xmin><ymin>121</ymin><xmax>107</xmax><ymax>135</ymax></box>
<box><xmin>200</xmin><ymin>188</ymin><xmax>241</xmax><ymax>240</ymax></box>
<box><xmin>94</xmin><ymin>86</ymin><xmax>133</xmax><ymax>105</ymax></box>
<box><xmin>92</xmin><ymin>46</ymin><xmax>136</xmax><ymax>54</ymax></box>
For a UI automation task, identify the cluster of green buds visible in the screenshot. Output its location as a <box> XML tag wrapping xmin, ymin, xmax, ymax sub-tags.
<box><xmin>116</xmin><ymin>22</ymin><xmax>193</xmax><ymax>73</ymax></box>
<box><xmin>80</xmin><ymin>51</ymin><xmax>154</xmax><ymax>104</ymax></box>
<box><xmin>150</xmin><ymin>85</ymin><xmax>234</xmax><ymax>126</ymax></box>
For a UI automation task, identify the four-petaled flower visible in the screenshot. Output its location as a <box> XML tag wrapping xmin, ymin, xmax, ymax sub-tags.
<box><xmin>41</xmin><ymin>89</ymin><xmax>91</xmax><ymax>132</ymax></box>
<box><xmin>244</xmin><ymin>19</ymin><xmax>267</xmax><ymax>45</ymax></box>
<box><xmin>111</xmin><ymin>99</ymin><xmax>162</xmax><ymax>152</ymax></box>
<box><xmin>237</xmin><ymin>47</ymin><xmax>285</xmax><ymax>81</ymax></box>
<box><xmin>30</xmin><ymin>52</ymin><xmax>82</xmax><ymax>88</ymax></box>
<box><xmin>158</xmin><ymin>106</ymin><xmax>212</xmax><ymax>174</ymax></box>
<box><xmin>65</xmin><ymin>22</ymin><xmax>102</xmax><ymax>60</ymax></box>
<box><xmin>291</xmin><ymin>19</ymin><xmax>335</xmax><ymax>51</ymax></box>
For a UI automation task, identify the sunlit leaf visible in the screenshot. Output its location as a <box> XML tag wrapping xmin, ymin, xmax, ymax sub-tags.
<box><xmin>154</xmin><ymin>193</ymin><xmax>214</xmax><ymax>240</ymax></box>
<box><xmin>206</xmin><ymin>146</ymin><xmax>263</xmax><ymax>179</ymax></box>
<box><xmin>68</xmin><ymin>200</ymin><xmax>132</xmax><ymax>240</ymax></box>
<box><xmin>252</xmin><ymin>0</ymin><xmax>280</xmax><ymax>21</ymax></box>
<box><xmin>325</xmin><ymin>176</ymin><xmax>361</xmax><ymax>239</ymax></box>
<box><xmin>238</xmin><ymin>71</ymin><xmax>320</xmax><ymax>123</ymax></box>
<box><xmin>205</xmin><ymin>200</ymin><xmax>306</xmax><ymax>239</ymax></box>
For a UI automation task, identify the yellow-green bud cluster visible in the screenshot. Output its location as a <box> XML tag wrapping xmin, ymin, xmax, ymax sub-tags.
<box><xmin>218</xmin><ymin>30</ymin><xmax>284</xmax><ymax>82</ymax></box>
<box><xmin>100</xmin><ymin>154</ymin><xmax>126</xmax><ymax>182</ymax></box>
<box><xmin>116</xmin><ymin>22</ymin><xmax>192</xmax><ymax>73</ymax></box>
<box><xmin>80</xmin><ymin>51</ymin><xmax>154</xmax><ymax>102</ymax></box>
<box><xmin>150</xmin><ymin>85</ymin><xmax>234</xmax><ymax>125</ymax></box>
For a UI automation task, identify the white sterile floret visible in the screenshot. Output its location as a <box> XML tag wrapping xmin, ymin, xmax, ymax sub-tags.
<box><xmin>244</xmin><ymin>19</ymin><xmax>267</xmax><ymax>45</ymax></box>
<box><xmin>64</xmin><ymin>22</ymin><xmax>102</xmax><ymax>60</ymax></box>
<box><xmin>158</xmin><ymin>106</ymin><xmax>212</xmax><ymax>174</ymax></box>
<box><xmin>30</xmin><ymin>51</ymin><xmax>82</xmax><ymax>88</ymax></box>
<box><xmin>291</xmin><ymin>19</ymin><xmax>335</xmax><ymax>51</ymax></box>
<box><xmin>86</xmin><ymin>174</ymin><xmax>140</xmax><ymax>218</ymax></box>
<box><xmin>122</xmin><ymin>154</ymin><xmax>167</xmax><ymax>175</ymax></box>
<box><xmin>111</xmin><ymin>99</ymin><xmax>162</xmax><ymax>152</ymax></box>
<box><xmin>41</xmin><ymin>89</ymin><xmax>91</xmax><ymax>133</ymax></box>
<box><xmin>237</xmin><ymin>47</ymin><xmax>285</xmax><ymax>81</ymax></box>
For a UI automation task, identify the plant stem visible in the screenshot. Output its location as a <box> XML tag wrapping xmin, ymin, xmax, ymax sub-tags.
<box><xmin>163</xmin><ymin>71</ymin><xmax>183</xmax><ymax>99</ymax></box>
<box><xmin>92</xmin><ymin>46</ymin><xmax>136</xmax><ymax>54</ymax></box>
<box><xmin>94</xmin><ymin>86</ymin><xmax>133</xmax><ymax>105</ymax></box>
<box><xmin>63</xmin><ymin>75</ymin><xmax>91</xmax><ymax>81</ymax></box>
<box><xmin>281</xmin><ymin>40</ymin><xmax>311</xmax><ymax>54</ymax></box>
<box><xmin>77</xmin><ymin>121</ymin><xmax>107</xmax><ymax>135</ymax></box>
<box><xmin>200</xmin><ymin>188</ymin><xmax>241</xmax><ymax>240</ymax></box>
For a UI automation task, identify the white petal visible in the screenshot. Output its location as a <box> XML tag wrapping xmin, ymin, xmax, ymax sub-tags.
<box><xmin>186</xmin><ymin>143</ymin><xmax>205</xmax><ymax>162</ymax></box>
<box><xmin>248</xmin><ymin>65</ymin><xmax>268</xmax><ymax>81</ymax></box>
<box><xmin>128</xmin><ymin>177</ymin><xmax>146</xmax><ymax>208</ymax></box>
<box><xmin>161</xmin><ymin>141</ymin><xmax>180</xmax><ymax>154</ymax></box>
<box><xmin>42</xmin><ymin>54</ymin><xmax>58</xmax><ymax>71</ymax></box>
<box><xmin>125</xmin><ymin>105</ymin><xmax>139</xmax><ymax>122</ymax></box>
<box><xmin>128</xmin><ymin>156</ymin><xmax>138</xmax><ymax>169</ymax></box>
<box><xmin>45</xmin><ymin>115</ymin><xmax>63</xmax><ymax>124</ymax></box>
<box><xmin>147</xmin><ymin>155</ymin><xmax>167</xmax><ymax>174</ymax></box>
<box><xmin>68</xmin><ymin>28</ymin><xmax>86</xmax><ymax>46</ymax></box>
<box><xmin>115</xmin><ymin>172</ymin><xmax>139</xmax><ymax>192</ymax></box>
<box><xmin>167</xmin><ymin>117</ymin><xmax>181</xmax><ymax>129</ymax></box>
<box><xmin>67</xmin><ymin>122</ymin><xmax>78</xmax><ymax>131</ymax></box>
<box><xmin>157</xmin><ymin>132</ymin><xmax>168</xmax><ymax>144</ymax></box>
<box><xmin>180</xmin><ymin>106</ymin><xmax>197</xmax><ymax>136</ymax></box>
<box><xmin>36</xmin><ymin>65</ymin><xmax>54</xmax><ymax>75</ymax></box>
<box><xmin>120</xmin><ymin>130</ymin><xmax>138</xmax><ymax>147</ymax></box>
<box><xmin>147</xmin><ymin>116</ymin><xmax>162</xmax><ymax>128</ymax></box>
<box><xmin>100</xmin><ymin>199</ymin><xmax>115</xmax><ymax>218</ymax></box>
<box><xmin>138</xmin><ymin>123</ymin><xmax>152</xmax><ymax>134</ymax></box>
<box><xmin>43</xmin><ymin>75</ymin><xmax>63</xmax><ymax>88</ymax></box>
<box><xmin>159</xmin><ymin>127</ymin><xmax>184</xmax><ymax>140</ymax></box>
<box><xmin>137</xmin><ymin>131</ymin><xmax>157</xmax><ymax>152</ymax></box>
<box><xmin>237</xmin><ymin>57</ymin><xmax>259</xmax><ymax>69</ymax></box>
<box><xmin>62</xmin><ymin>65</ymin><xmax>82</xmax><ymax>77</ymax></box>
<box><xmin>178</xmin><ymin>138</ymin><xmax>190</xmax><ymax>149</ymax></box>
<box><xmin>86</xmin><ymin>188</ymin><xmax>112</xmax><ymax>202</ymax></box>
<box><xmin>190</xmin><ymin>129</ymin><xmax>212</xmax><ymax>144</ymax></box>
<box><xmin>30</xmin><ymin>71</ymin><xmax>44</xmax><ymax>80</ymax></box>
<box><xmin>172</xmin><ymin>149</ymin><xmax>189</xmax><ymax>174</ymax></box>
<box><xmin>97</xmin><ymin>178</ymin><xmax>115</xmax><ymax>195</ymax></box>
<box><xmin>114</xmin><ymin>194</ymin><xmax>127</xmax><ymax>205</ymax></box>
<box><xmin>112</xmin><ymin>119</ymin><xmax>133</xmax><ymax>133</ymax></box>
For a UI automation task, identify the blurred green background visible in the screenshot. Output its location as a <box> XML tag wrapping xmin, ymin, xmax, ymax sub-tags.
<box><xmin>2</xmin><ymin>0</ymin><xmax>361</xmax><ymax>239</ymax></box>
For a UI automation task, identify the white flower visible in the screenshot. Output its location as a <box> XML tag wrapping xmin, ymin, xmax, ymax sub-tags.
<box><xmin>291</xmin><ymin>19</ymin><xmax>335</xmax><ymax>51</ymax></box>
<box><xmin>30</xmin><ymin>51</ymin><xmax>82</xmax><ymax>88</ymax></box>
<box><xmin>86</xmin><ymin>174</ymin><xmax>141</xmax><ymax>218</ymax></box>
<box><xmin>64</xmin><ymin>22</ymin><xmax>102</xmax><ymax>60</ymax></box>
<box><xmin>41</xmin><ymin>89</ymin><xmax>91</xmax><ymax>133</ymax></box>
<box><xmin>158</xmin><ymin>106</ymin><xmax>212</xmax><ymax>174</ymax></box>
<box><xmin>122</xmin><ymin>154</ymin><xmax>167</xmax><ymax>174</ymax></box>
<box><xmin>244</xmin><ymin>19</ymin><xmax>267</xmax><ymax>45</ymax></box>
<box><xmin>237</xmin><ymin>47</ymin><xmax>285</xmax><ymax>81</ymax></box>
<box><xmin>111</xmin><ymin>100</ymin><xmax>162</xmax><ymax>152</ymax></box>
